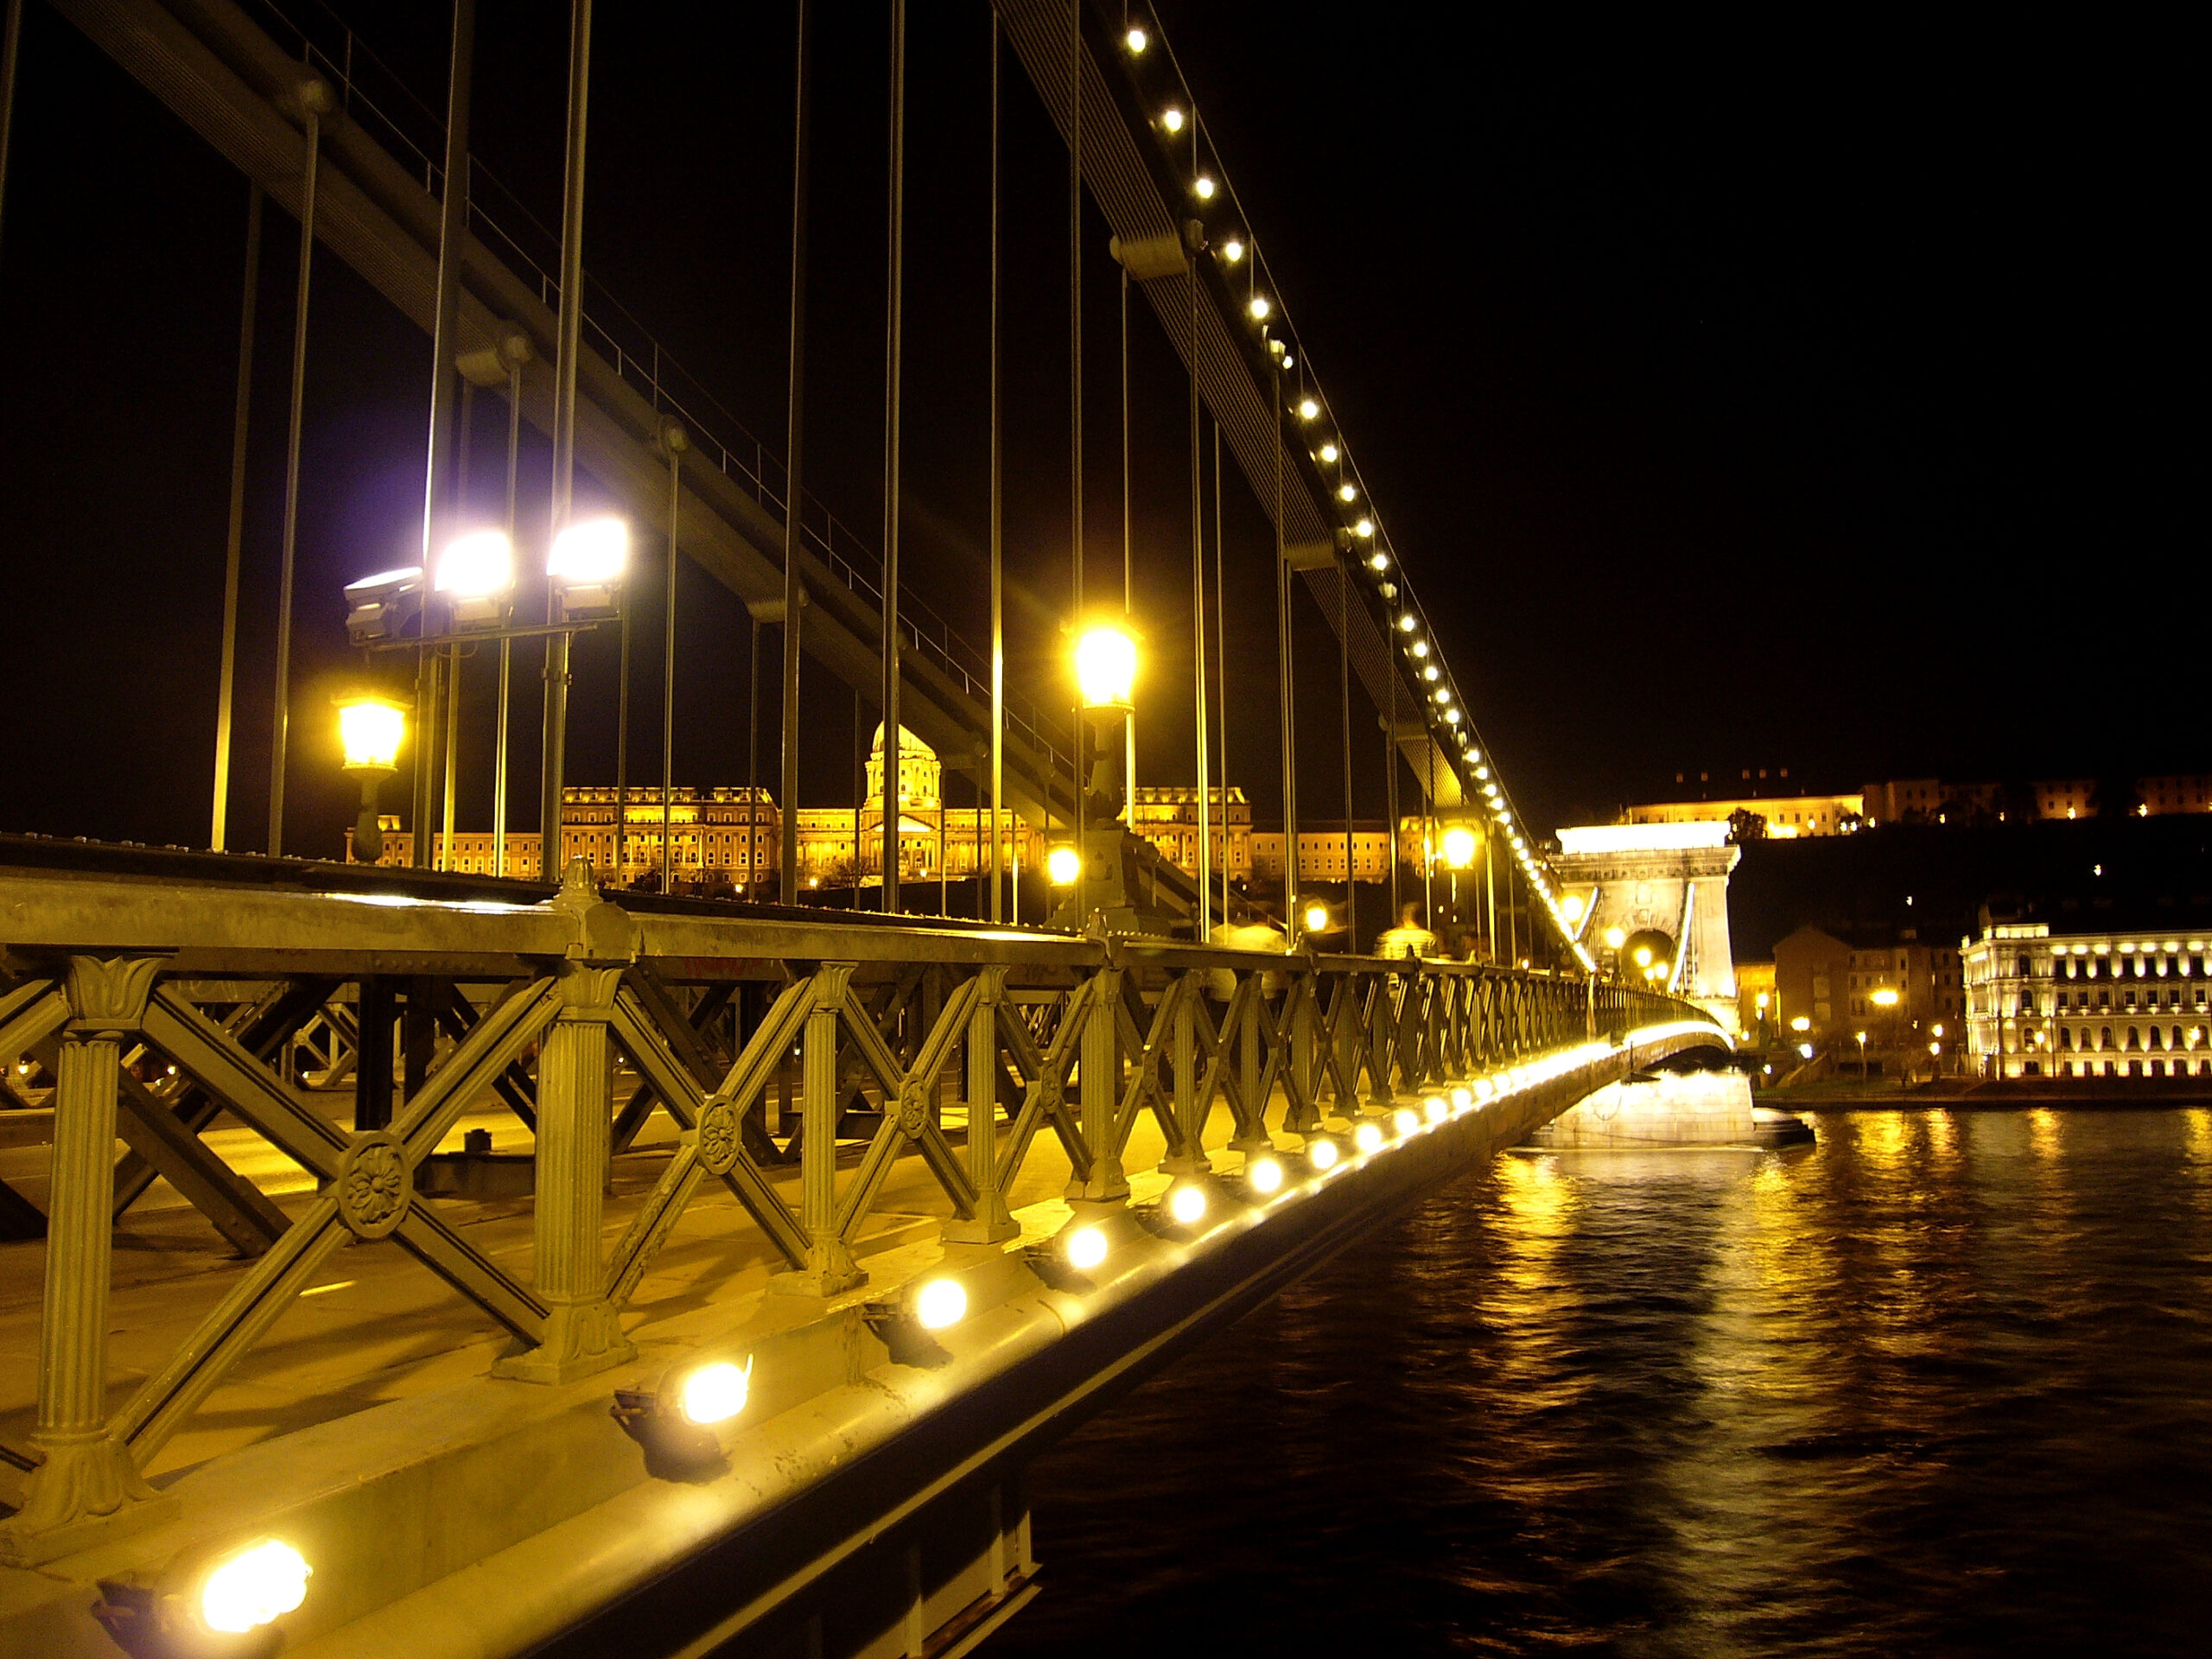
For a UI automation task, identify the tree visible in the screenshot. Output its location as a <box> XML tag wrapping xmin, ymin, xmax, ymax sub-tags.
<box><xmin>1726</xmin><ymin>807</ymin><xmax>1769</xmax><ymax>843</ymax></box>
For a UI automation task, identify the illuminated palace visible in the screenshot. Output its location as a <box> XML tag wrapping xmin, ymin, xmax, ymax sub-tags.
<box><xmin>359</xmin><ymin>730</ymin><xmax>1471</xmax><ymax>893</ymax></box>
<box><xmin>360</xmin><ymin>726</ymin><xmax>1041</xmax><ymax>889</ymax></box>
<box><xmin>1963</xmin><ymin>918</ymin><xmax>2212</xmax><ymax>1080</ymax></box>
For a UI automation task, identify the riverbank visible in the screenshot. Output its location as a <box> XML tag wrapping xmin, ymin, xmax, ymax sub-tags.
<box><xmin>1761</xmin><ymin>1076</ymin><xmax>2212</xmax><ymax>1110</ymax></box>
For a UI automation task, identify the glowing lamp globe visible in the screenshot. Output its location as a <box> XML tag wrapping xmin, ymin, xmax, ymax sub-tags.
<box><xmin>1442</xmin><ymin>825</ymin><xmax>1477</xmax><ymax>869</ymax></box>
<box><xmin>1046</xmin><ymin>845</ymin><xmax>1083</xmax><ymax>887</ymax></box>
<box><xmin>1074</xmin><ymin>623</ymin><xmax>1138</xmax><ymax>715</ymax></box>
<box><xmin>336</xmin><ymin>695</ymin><xmax>405</xmax><ymax>774</ymax></box>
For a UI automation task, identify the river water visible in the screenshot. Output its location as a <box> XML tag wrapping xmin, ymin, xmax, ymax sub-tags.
<box><xmin>990</xmin><ymin>1109</ymin><xmax>2212</xmax><ymax>1657</ymax></box>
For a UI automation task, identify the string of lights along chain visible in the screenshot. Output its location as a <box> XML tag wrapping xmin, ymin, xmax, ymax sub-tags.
<box><xmin>1115</xmin><ymin>6</ymin><xmax>1585</xmax><ymax>967</ymax></box>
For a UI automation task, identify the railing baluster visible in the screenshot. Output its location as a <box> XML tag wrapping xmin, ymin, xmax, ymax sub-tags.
<box><xmin>0</xmin><ymin>955</ymin><xmax>170</xmax><ymax>1565</ymax></box>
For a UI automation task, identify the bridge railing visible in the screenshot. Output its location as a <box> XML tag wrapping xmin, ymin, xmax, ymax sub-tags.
<box><xmin>0</xmin><ymin>862</ymin><xmax>1709</xmax><ymax>1562</ymax></box>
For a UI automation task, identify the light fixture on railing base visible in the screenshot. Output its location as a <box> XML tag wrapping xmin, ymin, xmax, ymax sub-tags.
<box><xmin>95</xmin><ymin>1536</ymin><xmax>313</xmax><ymax>1656</ymax></box>
<box><xmin>1246</xmin><ymin>1155</ymin><xmax>1286</xmax><ymax>1195</ymax></box>
<box><xmin>612</xmin><ymin>1355</ymin><xmax>753</xmax><ymax>1478</ymax></box>
<box><xmin>1352</xmin><ymin>1121</ymin><xmax>1384</xmax><ymax>1154</ymax></box>
<box><xmin>1065</xmin><ymin>1224</ymin><xmax>1109</xmax><ymax>1269</ymax></box>
<box><xmin>1392</xmin><ymin>1107</ymin><xmax>1421</xmax><ymax>1136</ymax></box>
<box><xmin>1306</xmin><ymin>1136</ymin><xmax>1342</xmax><ymax>1172</ymax></box>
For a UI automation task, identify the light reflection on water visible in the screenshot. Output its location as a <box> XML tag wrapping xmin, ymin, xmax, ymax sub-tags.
<box><xmin>992</xmin><ymin>1110</ymin><xmax>2212</xmax><ymax>1658</ymax></box>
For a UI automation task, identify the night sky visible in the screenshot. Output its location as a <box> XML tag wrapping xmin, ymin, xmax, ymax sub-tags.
<box><xmin>0</xmin><ymin>3</ymin><xmax>2194</xmax><ymax>861</ymax></box>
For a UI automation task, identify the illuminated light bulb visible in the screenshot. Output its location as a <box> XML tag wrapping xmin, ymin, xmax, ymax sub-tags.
<box><xmin>1298</xmin><ymin>397</ymin><xmax>1320</xmax><ymax>420</ymax></box>
<box><xmin>1169</xmin><ymin>1184</ymin><xmax>1208</xmax><ymax>1225</ymax></box>
<box><xmin>678</xmin><ymin>1357</ymin><xmax>752</xmax><ymax>1426</ymax></box>
<box><xmin>1433</xmin><ymin>687</ymin><xmax>1452</xmax><ymax>703</ymax></box>
<box><xmin>1066</xmin><ymin>1225</ymin><xmax>1109</xmax><ymax>1269</ymax></box>
<box><xmin>1451</xmin><ymin>1086</ymin><xmax>1473</xmax><ymax>1109</ymax></box>
<box><xmin>1397</xmin><ymin>614</ymin><xmax>1417</xmax><ymax>632</ymax></box>
<box><xmin>1356</xmin><ymin>518</ymin><xmax>1375</xmax><ymax>538</ymax></box>
<box><xmin>1412</xmin><ymin>639</ymin><xmax>1429</xmax><ymax>658</ymax></box>
<box><xmin>1047</xmin><ymin>844</ymin><xmax>1082</xmax><ymax>886</ymax></box>
<box><xmin>1160</xmin><ymin>106</ymin><xmax>1185</xmax><ymax>132</ymax></box>
<box><xmin>1220</xmin><ymin>234</ymin><xmax>1246</xmax><ymax>264</ymax></box>
<box><xmin>1195</xmin><ymin>175</ymin><xmax>1217</xmax><ymax>200</ymax></box>
<box><xmin>1424</xmin><ymin>1096</ymin><xmax>1448</xmax><ymax>1123</ymax></box>
<box><xmin>1475</xmin><ymin>766</ymin><xmax>1491</xmax><ymax>780</ymax></box>
<box><xmin>1307</xmin><ymin>1138</ymin><xmax>1340</xmax><ymax>1171</ymax></box>
<box><xmin>1337</xmin><ymin>483</ymin><xmax>1357</xmax><ymax>503</ymax></box>
<box><xmin>914</xmin><ymin>1278</ymin><xmax>967</xmax><ymax>1330</ymax></box>
<box><xmin>1354</xmin><ymin>1121</ymin><xmax>1384</xmax><ymax>1154</ymax></box>
<box><xmin>1319</xmin><ymin>442</ymin><xmax>1339</xmax><ymax>462</ymax></box>
<box><xmin>1475</xmin><ymin>1078</ymin><xmax>1494</xmax><ymax>1099</ymax></box>
<box><xmin>1304</xmin><ymin>902</ymin><xmax>1330</xmax><ymax>932</ymax></box>
<box><xmin>435</xmin><ymin>529</ymin><xmax>516</xmax><ymax>601</ymax></box>
<box><xmin>200</xmin><ymin>1540</ymin><xmax>310</xmax><ymax>1636</ymax></box>
<box><xmin>1367</xmin><ymin>552</ymin><xmax>1387</xmax><ymax>573</ymax></box>
<box><xmin>1125</xmin><ymin>24</ymin><xmax>1148</xmax><ymax>53</ymax></box>
<box><xmin>1247</xmin><ymin>1156</ymin><xmax>1285</xmax><ymax>1193</ymax></box>
<box><xmin>1392</xmin><ymin>1108</ymin><xmax>1421</xmax><ymax>1135</ymax></box>
<box><xmin>1248</xmin><ymin>293</ymin><xmax>1270</xmax><ymax>320</ymax></box>
<box><xmin>1466</xmin><ymin>748</ymin><xmax>1483</xmax><ymax>764</ymax></box>
<box><xmin>547</xmin><ymin>517</ymin><xmax>629</xmax><ymax>585</ymax></box>
<box><xmin>1445</xmin><ymin>708</ymin><xmax>1460</xmax><ymax>723</ymax></box>
<box><xmin>1282</xmin><ymin>354</ymin><xmax>1294</xmax><ymax>368</ymax></box>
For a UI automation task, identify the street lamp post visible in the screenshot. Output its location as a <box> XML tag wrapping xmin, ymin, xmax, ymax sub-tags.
<box><xmin>1441</xmin><ymin>823</ymin><xmax>1476</xmax><ymax>949</ymax></box>
<box><xmin>337</xmin><ymin>693</ymin><xmax>407</xmax><ymax>862</ymax></box>
<box><xmin>1072</xmin><ymin>619</ymin><xmax>1136</xmax><ymax>929</ymax></box>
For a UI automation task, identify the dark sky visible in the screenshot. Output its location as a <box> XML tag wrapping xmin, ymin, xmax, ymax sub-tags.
<box><xmin>0</xmin><ymin>3</ymin><xmax>2196</xmax><ymax>859</ymax></box>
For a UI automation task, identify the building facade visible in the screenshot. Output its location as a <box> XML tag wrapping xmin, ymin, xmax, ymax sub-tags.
<box><xmin>1626</xmin><ymin>790</ymin><xmax>1864</xmax><ymax>838</ymax></box>
<box><xmin>1249</xmin><ymin>823</ymin><xmax>1395</xmax><ymax>884</ymax></box>
<box><xmin>1964</xmin><ymin>921</ymin><xmax>2212</xmax><ymax>1079</ymax></box>
<box><xmin>1128</xmin><ymin>787</ymin><xmax>1253</xmax><ymax>882</ymax></box>
<box><xmin>1772</xmin><ymin>924</ymin><xmax>1964</xmax><ymax>1049</ymax></box>
<box><xmin>353</xmin><ymin>726</ymin><xmax>1042</xmax><ymax>889</ymax></box>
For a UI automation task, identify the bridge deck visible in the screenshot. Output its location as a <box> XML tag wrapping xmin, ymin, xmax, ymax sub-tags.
<box><xmin>0</xmin><ymin>1085</ymin><xmax>1207</xmax><ymax>1490</ymax></box>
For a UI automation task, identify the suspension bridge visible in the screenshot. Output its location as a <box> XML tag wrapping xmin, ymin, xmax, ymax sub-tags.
<box><xmin>0</xmin><ymin>2</ymin><xmax>1718</xmax><ymax>1653</ymax></box>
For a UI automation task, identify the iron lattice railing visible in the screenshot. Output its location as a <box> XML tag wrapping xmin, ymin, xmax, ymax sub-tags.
<box><xmin>0</xmin><ymin>861</ymin><xmax>1707</xmax><ymax>1563</ymax></box>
